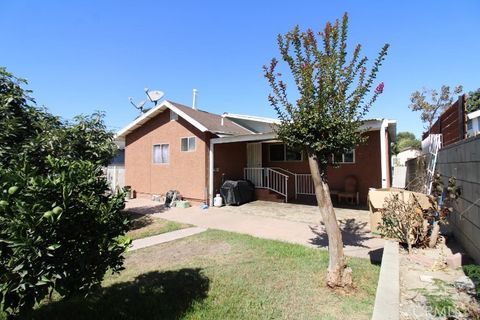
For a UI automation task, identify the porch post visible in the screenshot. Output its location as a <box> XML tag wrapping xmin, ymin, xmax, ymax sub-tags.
<box><xmin>209</xmin><ymin>140</ymin><xmax>215</xmax><ymax>206</ymax></box>
<box><xmin>380</xmin><ymin>119</ymin><xmax>388</xmax><ymax>188</ymax></box>
<box><xmin>294</xmin><ymin>174</ymin><xmax>297</xmax><ymax>200</ymax></box>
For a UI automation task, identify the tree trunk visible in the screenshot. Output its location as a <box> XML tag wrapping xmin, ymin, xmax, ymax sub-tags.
<box><xmin>308</xmin><ymin>156</ymin><xmax>352</xmax><ymax>288</ymax></box>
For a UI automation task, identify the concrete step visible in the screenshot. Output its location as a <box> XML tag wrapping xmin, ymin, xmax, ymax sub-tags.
<box><xmin>255</xmin><ymin>188</ymin><xmax>285</xmax><ymax>203</ymax></box>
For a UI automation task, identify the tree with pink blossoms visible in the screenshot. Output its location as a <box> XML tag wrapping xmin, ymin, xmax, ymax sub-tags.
<box><xmin>264</xmin><ymin>13</ymin><xmax>389</xmax><ymax>288</ymax></box>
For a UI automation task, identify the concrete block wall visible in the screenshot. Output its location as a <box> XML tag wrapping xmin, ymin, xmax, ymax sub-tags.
<box><xmin>436</xmin><ymin>136</ymin><xmax>480</xmax><ymax>263</ymax></box>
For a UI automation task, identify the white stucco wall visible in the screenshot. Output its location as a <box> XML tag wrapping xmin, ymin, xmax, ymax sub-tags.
<box><xmin>392</xmin><ymin>149</ymin><xmax>422</xmax><ymax>166</ymax></box>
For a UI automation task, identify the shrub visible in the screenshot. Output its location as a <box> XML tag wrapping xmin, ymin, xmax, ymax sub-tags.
<box><xmin>0</xmin><ymin>68</ymin><xmax>130</xmax><ymax>317</ymax></box>
<box><xmin>379</xmin><ymin>194</ymin><xmax>425</xmax><ymax>252</ymax></box>
<box><xmin>379</xmin><ymin>173</ymin><xmax>460</xmax><ymax>252</ymax></box>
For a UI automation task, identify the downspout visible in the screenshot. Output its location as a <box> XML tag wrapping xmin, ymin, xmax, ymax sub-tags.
<box><xmin>208</xmin><ymin>139</ymin><xmax>215</xmax><ymax>206</ymax></box>
<box><xmin>380</xmin><ymin>119</ymin><xmax>388</xmax><ymax>188</ymax></box>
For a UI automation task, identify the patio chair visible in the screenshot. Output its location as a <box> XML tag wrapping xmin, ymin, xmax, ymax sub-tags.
<box><xmin>338</xmin><ymin>175</ymin><xmax>359</xmax><ymax>205</ymax></box>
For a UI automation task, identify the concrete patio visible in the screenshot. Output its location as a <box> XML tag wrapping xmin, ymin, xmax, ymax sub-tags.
<box><xmin>125</xmin><ymin>198</ymin><xmax>385</xmax><ymax>260</ymax></box>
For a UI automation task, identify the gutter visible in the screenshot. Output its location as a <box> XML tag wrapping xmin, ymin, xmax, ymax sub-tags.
<box><xmin>208</xmin><ymin>139</ymin><xmax>215</xmax><ymax>206</ymax></box>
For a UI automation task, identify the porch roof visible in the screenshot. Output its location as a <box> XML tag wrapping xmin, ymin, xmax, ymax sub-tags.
<box><xmin>210</xmin><ymin>118</ymin><xmax>397</xmax><ymax>145</ymax></box>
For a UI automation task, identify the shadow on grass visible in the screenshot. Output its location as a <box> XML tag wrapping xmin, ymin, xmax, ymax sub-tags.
<box><xmin>32</xmin><ymin>268</ymin><xmax>209</xmax><ymax>320</ymax></box>
<box><xmin>125</xmin><ymin>204</ymin><xmax>169</xmax><ymax>215</ymax></box>
<box><xmin>309</xmin><ymin>218</ymin><xmax>373</xmax><ymax>248</ymax></box>
<box><xmin>123</xmin><ymin>204</ymin><xmax>169</xmax><ymax>231</ymax></box>
<box><xmin>125</xmin><ymin>212</ymin><xmax>155</xmax><ymax>231</ymax></box>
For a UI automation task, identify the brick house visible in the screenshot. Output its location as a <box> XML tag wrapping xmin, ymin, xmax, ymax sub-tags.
<box><xmin>115</xmin><ymin>100</ymin><xmax>396</xmax><ymax>205</ymax></box>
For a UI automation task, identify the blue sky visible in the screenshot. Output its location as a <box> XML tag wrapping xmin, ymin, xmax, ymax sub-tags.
<box><xmin>1</xmin><ymin>1</ymin><xmax>479</xmax><ymax>138</ymax></box>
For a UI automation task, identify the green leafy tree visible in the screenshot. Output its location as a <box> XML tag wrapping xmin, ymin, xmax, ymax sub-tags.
<box><xmin>467</xmin><ymin>88</ymin><xmax>480</xmax><ymax>113</ymax></box>
<box><xmin>409</xmin><ymin>85</ymin><xmax>463</xmax><ymax>131</ymax></box>
<box><xmin>0</xmin><ymin>68</ymin><xmax>130</xmax><ymax>317</ymax></box>
<box><xmin>393</xmin><ymin>132</ymin><xmax>421</xmax><ymax>154</ymax></box>
<box><xmin>264</xmin><ymin>13</ymin><xmax>389</xmax><ymax>287</ymax></box>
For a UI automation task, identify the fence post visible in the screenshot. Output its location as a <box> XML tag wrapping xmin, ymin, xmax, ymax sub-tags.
<box><xmin>285</xmin><ymin>177</ymin><xmax>288</xmax><ymax>203</ymax></box>
<box><xmin>266</xmin><ymin>168</ymin><xmax>269</xmax><ymax>190</ymax></box>
<box><xmin>294</xmin><ymin>174</ymin><xmax>297</xmax><ymax>200</ymax></box>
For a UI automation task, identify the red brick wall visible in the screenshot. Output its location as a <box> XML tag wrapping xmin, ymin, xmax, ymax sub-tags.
<box><xmin>261</xmin><ymin>131</ymin><xmax>382</xmax><ymax>204</ymax></box>
<box><xmin>213</xmin><ymin>142</ymin><xmax>247</xmax><ymax>195</ymax></box>
<box><xmin>125</xmin><ymin>111</ymin><xmax>209</xmax><ymax>201</ymax></box>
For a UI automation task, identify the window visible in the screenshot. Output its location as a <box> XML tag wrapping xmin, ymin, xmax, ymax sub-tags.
<box><xmin>332</xmin><ymin>150</ymin><xmax>355</xmax><ymax>164</ymax></box>
<box><xmin>269</xmin><ymin>144</ymin><xmax>285</xmax><ymax>161</ymax></box>
<box><xmin>170</xmin><ymin>110</ymin><xmax>178</xmax><ymax>121</ymax></box>
<box><xmin>111</xmin><ymin>149</ymin><xmax>125</xmax><ymax>165</ymax></box>
<box><xmin>181</xmin><ymin>137</ymin><xmax>196</xmax><ymax>152</ymax></box>
<box><xmin>467</xmin><ymin>119</ymin><xmax>473</xmax><ymax>131</ymax></box>
<box><xmin>153</xmin><ymin>144</ymin><xmax>169</xmax><ymax>164</ymax></box>
<box><xmin>269</xmin><ymin>143</ymin><xmax>302</xmax><ymax>162</ymax></box>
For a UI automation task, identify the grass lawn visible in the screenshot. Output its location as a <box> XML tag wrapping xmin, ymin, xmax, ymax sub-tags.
<box><xmin>126</xmin><ymin>212</ymin><xmax>192</xmax><ymax>240</ymax></box>
<box><xmin>13</xmin><ymin>230</ymin><xmax>380</xmax><ymax>320</ymax></box>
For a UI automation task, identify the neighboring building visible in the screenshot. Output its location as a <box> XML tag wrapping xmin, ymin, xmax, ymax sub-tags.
<box><xmin>106</xmin><ymin>140</ymin><xmax>125</xmax><ymax>192</ymax></box>
<box><xmin>467</xmin><ymin>110</ymin><xmax>480</xmax><ymax>138</ymax></box>
<box><xmin>392</xmin><ymin>147</ymin><xmax>422</xmax><ymax>166</ymax></box>
<box><xmin>115</xmin><ymin>100</ymin><xmax>396</xmax><ymax>205</ymax></box>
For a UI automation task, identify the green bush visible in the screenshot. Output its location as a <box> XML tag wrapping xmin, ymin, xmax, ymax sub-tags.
<box><xmin>0</xmin><ymin>68</ymin><xmax>130</xmax><ymax>317</ymax></box>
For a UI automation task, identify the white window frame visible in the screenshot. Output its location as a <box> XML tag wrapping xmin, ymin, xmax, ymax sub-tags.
<box><xmin>331</xmin><ymin>149</ymin><xmax>355</xmax><ymax>164</ymax></box>
<box><xmin>467</xmin><ymin>119</ymin><xmax>473</xmax><ymax>131</ymax></box>
<box><xmin>170</xmin><ymin>110</ymin><xmax>178</xmax><ymax>121</ymax></box>
<box><xmin>152</xmin><ymin>143</ymin><xmax>170</xmax><ymax>164</ymax></box>
<box><xmin>268</xmin><ymin>143</ymin><xmax>303</xmax><ymax>162</ymax></box>
<box><xmin>180</xmin><ymin>136</ymin><xmax>196</xmax><ymax>152</ymax></box>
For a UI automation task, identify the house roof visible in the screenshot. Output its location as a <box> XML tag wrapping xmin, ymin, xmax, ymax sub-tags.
<box><xmin>222</xmin><ymin>113</ymin><xmax>280</xmax><ymax>124</ymax></box>
<box><xmin>116</xmin><ymin>99</ymin><xmax>397</xmax><ymax>143</ymax></box>
<box><xmin>168</xmin><ymin>101</ymin><xmax>253</xmax><ymax>135</ymax></box>
<box><xmin>467</xmin><ymin>109</ymin><xmax>480</xmax><ymax>120</ymax></box>
<box><xmin>115</xmin><ymin>100</ymin><xmax>253</xmax><ymax>140</ymax></box>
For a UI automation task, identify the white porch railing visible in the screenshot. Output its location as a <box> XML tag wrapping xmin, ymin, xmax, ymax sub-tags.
<box><xmin>244</xmin><ymin>167</ymin><xmax>289</xmax><ymax>202</ymax></box>
<box><xmin>294</xmin><ymin>173</ymin><xmax>315</xmax><ymax>198</ymax></box>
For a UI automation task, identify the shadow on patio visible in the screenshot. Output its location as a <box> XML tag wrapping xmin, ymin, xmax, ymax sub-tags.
<box><xmin>309</xmin><ymin>218</ymin><xmax>374</xmax><ymax>249</ymax></box>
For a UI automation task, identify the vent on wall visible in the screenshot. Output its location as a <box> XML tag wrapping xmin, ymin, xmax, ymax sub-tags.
<box><xmin>170</xmin><ymin>110</ymin><xmax>178</xmax><ymax>121</ymax></box>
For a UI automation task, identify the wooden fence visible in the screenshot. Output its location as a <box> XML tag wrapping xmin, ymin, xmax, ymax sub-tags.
<box><xmin>105</xmin><ymin>165</ymin><xmax>125</xmax><ymax>192</ymax></box>
<box><xmin>422</xmin><ymin>95</ymin><xmax>468</xmax><ymax>147</ymax></box>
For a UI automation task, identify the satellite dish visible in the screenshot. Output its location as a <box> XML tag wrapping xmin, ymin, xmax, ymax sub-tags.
<box><xmin>129</xmin><ymin>97</ymin><xmax>147</xmax><ymax>113</ymax></box>
<box><xmin>144</xmin><ymin>88</ymin><xmax>164</xmax><ymax>105</ymax></box>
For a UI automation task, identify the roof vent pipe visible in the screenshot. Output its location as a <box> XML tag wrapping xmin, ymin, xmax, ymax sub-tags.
<box><xmin>192</xmin><ymin>89</ymin><xmax>198</xmax><ymax>110</ymax></box>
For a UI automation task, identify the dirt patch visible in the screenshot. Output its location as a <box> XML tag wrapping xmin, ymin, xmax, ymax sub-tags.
<box><xmin>125</xmin><ymin>239</ymin><xmax>232</xmax><ymax>271</ymax></box>
<box><xmin>399</xmin><ymin>238</ymin><xmax>480</xmax><ymax>319</ymax></box>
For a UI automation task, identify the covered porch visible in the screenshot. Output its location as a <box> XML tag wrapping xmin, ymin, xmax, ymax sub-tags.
<box><xmin>208</xmin><ymin>130</ymin><xmax>383</xmax><ymax>206</ymax></box>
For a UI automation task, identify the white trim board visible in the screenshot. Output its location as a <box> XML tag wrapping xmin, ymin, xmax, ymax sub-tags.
<box><xmin>115</xmin><ymin>100</ymin><xmax>209</xmax><ymax>140</ymax></box>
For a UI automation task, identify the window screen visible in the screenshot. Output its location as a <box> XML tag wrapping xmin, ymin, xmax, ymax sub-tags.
<box><xmin>181</xmin><ymin>137</ymin><xmax>196</xmax><ymax>152</ymax></box>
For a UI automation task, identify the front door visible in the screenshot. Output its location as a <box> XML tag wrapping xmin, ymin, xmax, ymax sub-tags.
<box><xmin>247</xmin><ymin>143</ymin><xmax>262</xmax><ymax>168</ymax></box>
<box><xmin>246</xmin><ymin>143</ymin><xmax>263</xmax><ymax>187</ymax></box>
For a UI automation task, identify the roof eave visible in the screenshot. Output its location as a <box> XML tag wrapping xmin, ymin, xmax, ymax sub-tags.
<box><xmin>115</xmin><ymin>100</ymin><xmax>210</xmax><ymax>140</ymax></box>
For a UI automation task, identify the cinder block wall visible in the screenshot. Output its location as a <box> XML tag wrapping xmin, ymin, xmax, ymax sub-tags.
<box><xmin>437</xmin><ymin>136</ymin><xmax>480</xmax><ymax>263</ymax></box>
